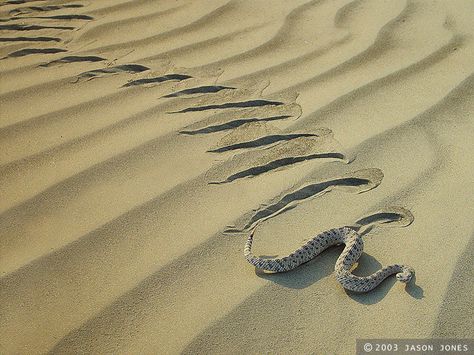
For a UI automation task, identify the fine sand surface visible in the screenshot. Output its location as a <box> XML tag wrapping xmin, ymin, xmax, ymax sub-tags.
<box><xmin>1</xmin><ymin>0</ymin><xmax>473</xmax><ymax>354</ymax></box>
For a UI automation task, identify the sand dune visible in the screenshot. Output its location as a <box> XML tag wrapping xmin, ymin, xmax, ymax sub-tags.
<box><xmin>1</xmin><ymin>0</ymin><xmax>473</xmax><ymax>354</ymax></box>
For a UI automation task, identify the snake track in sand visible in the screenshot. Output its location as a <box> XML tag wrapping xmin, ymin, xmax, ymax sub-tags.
<box><xmin>244</xmin><ymin>227</ymin><xmax>414</xmax><ymax>292</ymax></box>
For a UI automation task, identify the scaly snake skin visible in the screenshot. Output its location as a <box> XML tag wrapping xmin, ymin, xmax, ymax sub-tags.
<box><xmin>244</xmin><ymin>227</ymin><xmax>414</xmax><ymax>292</ymax></box>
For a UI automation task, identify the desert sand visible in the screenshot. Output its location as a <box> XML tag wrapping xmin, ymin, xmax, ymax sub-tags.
<box><xmin>1</xmin><ymin>0</ymin><xmax>473</xmax><ymax>354</ymax></box>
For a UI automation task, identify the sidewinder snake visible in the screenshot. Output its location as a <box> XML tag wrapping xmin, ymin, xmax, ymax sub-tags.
<box><xmin>244</xmin><ymin>226</ymin><xmax>414</xmax><ymax>292</ymax></box>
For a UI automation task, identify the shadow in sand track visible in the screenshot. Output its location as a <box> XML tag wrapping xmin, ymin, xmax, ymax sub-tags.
<box><xmin>2</xmin><ymin>0</ymin><xmax>45</xmax><ymax>4</ymax></box>
<box><xmin>180</xmin><ymin>115</ymin><xmax>293</xmax><ymax>135</ymax></box>
<box><xmin>169</xmin><ymin>99</ymin><xmax>285</xmax><ymax>113</ymax></box>
<box><xmin>19</xmin><ymin>14</ymin><xmax>93</xmax><ymax>21</ymax></box>
<box><xmin>226</xmin><ymin>177</ymin><xmax>373</xmax><ymax>233</ymax></box>
<box><xmin>209</xmin><ymin>133</ymin><xmax>319</xmax><ymax>153</ymax></box>
<box><xmin>1</xmin><ymin>0</ymin><xmax>38</xmax><ymax>4</ymax></box>
<box><xmin>163</xmin><ymin>85</ymin><xmax>236</xmax><ymax>98</ymax></box>
<box><xmin>357</xmin><ymin>212</ymin><xmax>404</xmax><ymax>225</ymax></box>
<box><xmin>77</xmin><ymin>64</ymin><xmax>150</xmax><ymax>81</ymax></box>
<box><xmin>39</xmin><ymin>55</ymin><xmax>105</xmax><ymax>67</ymax></box>
<box><xmin>212</xmin><ymin>153</ymin><xmax>345</xmax><ymax>185</ymax></box>
<box><xmin>10</xmin><ymin>5</ymin><xmax>84</xmax><ymax>16</ymax></box>
<box><xmin>0</xmin><ymin>24</ymin><xmax>74</xmax><ymax>31</ymax></box>
<box><xmin>122</xmin><ymin>74</ymin><xmax>192</xmax><ymax>87</ymax></box>
<box><xmin>0</xmin><ymin>36</ymin><xmax>60</xmax><ymax>42</ymax></box>
<box><xmin>355</xmin><ymin>207</ymin><xmax>414</xmax><ymax>229</ymax></box>
<box><xmin>4</xmin><ymin>47</ymin><xmax>66</xmax><ymax>58</ymax></box>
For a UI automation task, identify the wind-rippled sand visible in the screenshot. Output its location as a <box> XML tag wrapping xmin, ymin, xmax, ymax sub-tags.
<box><xmin>1</xmin><ymin>0</ymin><xmax>473</xmax><ymax>354</ymax></box>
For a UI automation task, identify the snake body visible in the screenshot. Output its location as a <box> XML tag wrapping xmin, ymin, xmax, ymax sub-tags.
<box><xmin>244</xmin><ymin>227</ymin><xmax>414</xmax><ymax>292</ymax></box>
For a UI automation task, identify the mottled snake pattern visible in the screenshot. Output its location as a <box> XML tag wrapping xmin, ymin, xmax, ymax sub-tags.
<box><xmin>244</xmin><ymin>227</ymin><xmax>414</xmax><ymax>292</ymax></box>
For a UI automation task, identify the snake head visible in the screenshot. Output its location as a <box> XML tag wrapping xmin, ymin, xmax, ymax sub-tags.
<box><xmin>396</xmin><ymin>266</ymin><xmax>415</xmax><ymax>283</ymax></box>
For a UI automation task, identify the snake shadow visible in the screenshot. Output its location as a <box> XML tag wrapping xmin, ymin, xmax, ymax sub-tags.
<box><xmin>345</xmin><ymin>255</ymin><xmax>424</xmax><ymax>304</ymax></box>
<box><xmin>256</xmin><ymin>247</ymin><xmax>423</xmax><ymax>304</ymax></box>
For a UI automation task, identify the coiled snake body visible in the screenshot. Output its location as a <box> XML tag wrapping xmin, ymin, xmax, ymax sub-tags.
<box><xmin>244</xmin><ymin>227</ymin><xmax>414</xmax><ymax>292</ymax></box>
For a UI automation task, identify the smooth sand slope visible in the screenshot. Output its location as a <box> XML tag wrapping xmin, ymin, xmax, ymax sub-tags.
<box><xmin>1</xmin><ymin>0</ymin><xmax>473</xmax><ymax>354</ymax></box>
